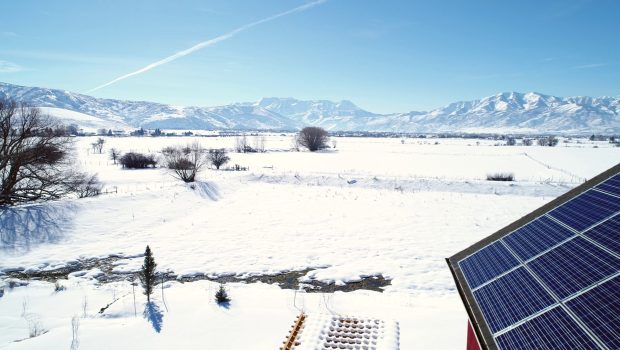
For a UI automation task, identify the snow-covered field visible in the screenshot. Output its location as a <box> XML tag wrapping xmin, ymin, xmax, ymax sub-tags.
<box><xmin>1</xmin><ymin>136</ymin><xmax>618</xmax><ymax>349</ymax></box>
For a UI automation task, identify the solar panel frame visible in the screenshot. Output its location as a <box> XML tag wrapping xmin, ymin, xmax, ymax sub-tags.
<box><xmin>446</xmin><ymin>164</ymin><xmax>620</xmax><ymax>350</ymax></box>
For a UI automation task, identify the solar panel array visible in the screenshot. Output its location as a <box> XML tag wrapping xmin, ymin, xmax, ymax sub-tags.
<box><xmin>457</xmin><ymin>171</ymin><xmax>620</xmax><ymax>350</ymax></box>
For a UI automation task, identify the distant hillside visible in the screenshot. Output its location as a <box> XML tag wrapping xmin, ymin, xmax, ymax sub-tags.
<box><xmin>1</xmin><ymin>82</ymin><xmax>618</xmax><ymax>134</ymax></box>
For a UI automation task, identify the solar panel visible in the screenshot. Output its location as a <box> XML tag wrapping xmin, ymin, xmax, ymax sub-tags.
<box><xmin>503</xmin><ymin>216</ymin><xmax>575</xmax><ymax>261</ymax></box>
<box><xmin>548</xmin><ymin>190</ymin><xmax>620</xmax><ymax>231</ymax></box>
<box><xmin>583</xmin><ymin>214</ymin><xmax>620</xmax><ymax>254</ymax></box>
<box><xmin>566</xmin><ymin>275</ymin><xmax>620</xmax><ymax>349</ymax></box>
<box><xmin>495</xmin><ymin>306</ymin><xmax>599</xmax><ymax>350</ymax></box>
<box><xmin>446</xmin><ymin>165</ymin><xmax>620</xmax><ymax>350</ymax></box>
<box><xmin>595</xmin><ymin>173</ymin><xmax>620</xmax><ymax>196</ymax></box>
<box><xmin>473</xmin><ymin>267</ymin><xmax>555</xmax><ymax>333</ymax></box>
<box><xmin>458</xmin><ymin>241</ymin><xmax>520</xmax><ymax>289</ymax></box>
<box><xmin>527</xmin><ymin>236</ymin><xmax>620</xmax><ymax>299</ymax></box>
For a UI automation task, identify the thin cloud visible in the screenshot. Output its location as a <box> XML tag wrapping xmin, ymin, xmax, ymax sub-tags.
<box><xmin>87</xmin><ymin>0</ymin><xmax>327</xmax><ymax>93</ymax></box>
<box><xmin>1</xmin><ymin>31</ymin><xmax>17</xmax><ymax>37</ymax></box>
<box><xmin>0</xmin><ymin>60</ymin><xmax>25</xmax><ymax>73</ymax></box>
<box><xmin>573</xmin><ymin>63</ymin><xmax>606</xmax><ymax>69</ymax></box>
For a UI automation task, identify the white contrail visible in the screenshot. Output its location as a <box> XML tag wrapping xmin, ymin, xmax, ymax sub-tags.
<box><xmin>87</xmin><ymin>0</ymin><xmax>327</xmax><ymax>93</ymax></box>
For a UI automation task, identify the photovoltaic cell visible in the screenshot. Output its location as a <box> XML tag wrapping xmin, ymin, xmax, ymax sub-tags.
<box><xmin>548</xmin><ymin>190</ymin><xmax>620</xmax><ymax>231</ymax></box>
<box><xmin>566</xmin><ymin>275</ymin><xmax>620</xmax><ymax>350</ymax></box>
<box><xmin>458</xmin><ymin>241</ymin><xmax>520</xmax><ymax>289</ymax></box>
<box><xmin>503</xmin><ymin>216</ymin><xmax>575</xmax><ymax>261</ymax></box>
<box><xmin>528</xmin><ymin>237</ymin><xmax>620</xmax><ymax>299</ymax></box>
<box><xmin>473</xmin><ymin>267</ymin><xmax>555</xmax><ymax>333</ymax></box>
<box><xmin>495</xmin><ymin>306</ymin><xmax>599</xmax><ymax>350</ymax></box>
<box><xmin>595</xmin><ymin>173</ymin><xmax>620</xmax><ymax>196</ymax></box>
<box><xmin>584</xmin><ymin>215</ymin><xmax>620</xmax><ymax>254</ymax></box>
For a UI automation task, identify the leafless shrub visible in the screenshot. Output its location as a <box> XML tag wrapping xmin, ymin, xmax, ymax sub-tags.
<box><xmin>253</xmin><ymin>136</ymin><xmax>266</xmax><ymax>152</ymax></box>
<box><xmin>537</xmin><ymin>136</ymin><xmax>558</xmax><ymax>147</ymax></box>
<box><xmin>54</xmin><ymin>280</ymin><xmax>66</xmax><ymax>292</ymax></box>
<box><xmin>296</xmin><ymin>127</ymin><xmax>329</xmax><ymax>151</ymax></box>
<box><xmin>208</xmin><ymin>149</ymin><xmax>230</xmax><ymax>170</ymax></box>
<box><xmin>25</xmin><ymin>314</ymin><xmax>45</xmax><ymax>338</ymax></box>
<box><xmin>235</xmin><ymin>135</ymin><xmax>257</xmax><ymax>153</ymax></box>
<box><xmin>119</xmin><ymin>152</ymin><xmax>157</xmax><ymax>169</ymax></box>
<box><xmin>162</xmin><ymin>142</ymin><xmax>208</xmax><ymax>182</ymax></box>
<box><xmin>487</xmin><ymin>172</ymin><xmax>515</xmax><ymax>181</ymax></box>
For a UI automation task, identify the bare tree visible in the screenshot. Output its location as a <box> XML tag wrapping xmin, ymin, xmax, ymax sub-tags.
<box><xmin>0</xmin><ymin>99</ymin><xmax>99</xmax><ymax>205</ymax></box>
<box><xmin>109</xmin><ymin>148</ymin><xmax>121</xmax><ymax>164</ymax></box>
<box><xmin>537</xmin><ymin>136</ymin><xmax>559</xmax><ymax>147</ymax></box>
<box><xmin>296</xmin><ymin>126</ymin><xmax>329</xmax><ymax>151</ymax></box>
<box><xmin>91</xmin><ymin>138</ymin><xmax>105</xmax><ymax>154</ymax></box>
<box><xmin>253</xmin><ymin>136</ymin><xmax>266</xmax><ymax>153</ymax></box>
<box><xmin>235</xmin><ymin>135</ymin><xmax>257</xmax><ymax>153</ymax></box>
<box><xmin>208</xmin><ymin>148</ymin><xmax>230</xmax><ymax>170</ymax></box>
<box><xmin>162</xmin><ymin>142</ymin><xmax>208</xmax><ymax>182</ymax></box>
<box><xmin>67</xmin><ymin>173</ymin><xmax>102</xmax><ymax>198</ymax></box>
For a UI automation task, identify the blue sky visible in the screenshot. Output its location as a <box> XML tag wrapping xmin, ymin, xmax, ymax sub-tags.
<box><xmin>1</xmin><ymin>0</ymin><xmax>619</xmax><ymax>113</ymax></box>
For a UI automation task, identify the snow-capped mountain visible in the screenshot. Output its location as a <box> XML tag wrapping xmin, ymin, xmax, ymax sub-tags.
<box><xmin>0</xmin><ymin>82</ymin><xmax>297</xmax><ymax>131</ymax></box>
<box><xmin>1</xmin><ymin>82</ymin><xmax>619</xmax><ymax>134</ymax></box>
<box><xmin>391</xmin><ymin>92</ymin><xmax>620</xmax><ymax>134</ymax></box>
<box><xmin>254</xmin><ymin>97</ymin><xmax>379</xmax><ymax>129</ymax></box>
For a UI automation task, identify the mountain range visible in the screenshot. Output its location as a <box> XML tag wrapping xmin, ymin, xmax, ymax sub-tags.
<box><xmin>1</xmin><ymin>82</ymin><xmax>619</xmax><ymax>134</ymax></box>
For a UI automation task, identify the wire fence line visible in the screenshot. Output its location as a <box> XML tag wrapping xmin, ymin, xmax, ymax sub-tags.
<box><xmin>522</xmin><ymin>152</ymin><xmax>587</xmax><ymax>183</ymax></box>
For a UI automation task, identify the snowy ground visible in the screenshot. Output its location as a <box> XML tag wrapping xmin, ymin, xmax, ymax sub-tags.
<box><xmin>1</xmin><ymin>136</ymin><xmax>618</xmax><ymax>349</ymax></box>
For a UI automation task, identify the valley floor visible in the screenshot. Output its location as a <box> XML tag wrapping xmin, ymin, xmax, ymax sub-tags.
<box><xmin>0</xmin><ymin>136</ymin><xmax>618</xmax><ymax>349</ymax></box>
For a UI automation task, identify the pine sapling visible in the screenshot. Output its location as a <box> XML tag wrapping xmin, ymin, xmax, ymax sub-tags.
<box><xmin>139</xmin><ymin>245</ymin><xmax>157</xmax><ymax>302</ymax></box>
<box><xmin>215</xmin><ymin>284</ymin><xmax>231</xmax><ymax>305</ymax></box>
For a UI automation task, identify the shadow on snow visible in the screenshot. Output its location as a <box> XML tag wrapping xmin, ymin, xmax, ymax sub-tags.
<box><xmin>0</xmin><ymin>202</ymin><xmax>77</xmax><ymax>254</ymax></box>
<box><xmin>143</xmin><ymin>301</ymin><xmax>164</xmax><ymax>333</ymax></box>
<box><xmin>190</xmin><ymin>181</ymin><xmax>220</xmax><ymax>201</ymax></box>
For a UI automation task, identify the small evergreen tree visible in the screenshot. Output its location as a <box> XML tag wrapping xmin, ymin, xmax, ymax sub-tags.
<box><xmin>215</xmin><ymin>284</ymin><xmax>230</xmax><ymax>304</ymax></box>
<box><xmin>139</xmin><ymin>245</ymin><xmax>157</xmax><ymax>302</ymax></box>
